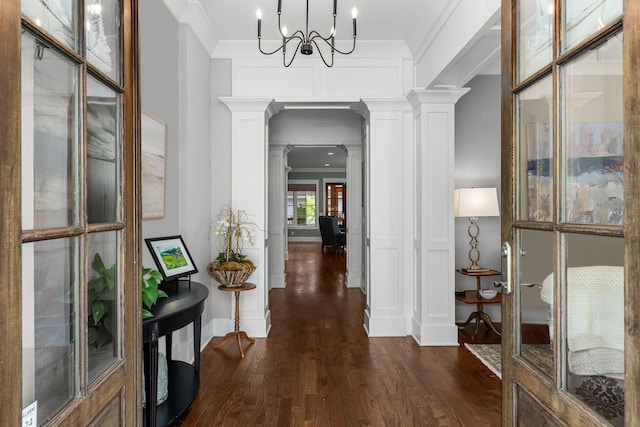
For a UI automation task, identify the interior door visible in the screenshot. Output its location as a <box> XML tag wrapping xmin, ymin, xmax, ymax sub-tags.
<box><xmin>0</xmin><ymin>0</ymin><xmax>141</xmax><ymax>424</ymax></box>
<box><xmin>501</xmin><ymin>0</ymin><xmax>636</xmax><ymax>425</ymax></box>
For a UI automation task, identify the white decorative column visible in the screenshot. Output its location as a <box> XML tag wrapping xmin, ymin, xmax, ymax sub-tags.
<box><xmin>268</xmin><ymin>145</ymin><xmax>288</xmax><ymax>289</ymax></box>
<box><xmin>407</xmin><ymin>88</ymin><xmax>469</xmax><ymax>346</ymax></box>
<box><xmin>358</xmin><ymin>99</ymin><xmax>413</xmax><ymax>337</ymax></box>
<box><xmin>345</xmin><ymin>144</ymin><xmax>363</xmax><ymax>289</ymax></box>
<box><xmin>219</xmin><ymin>97</ymin><xmax>278</xmax><ymax>337</ymax></box>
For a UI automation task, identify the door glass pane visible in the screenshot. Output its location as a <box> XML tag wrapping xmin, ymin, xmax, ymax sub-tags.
<box><xmin>518</xmin><ymin>229</ymin><xmax>554</xmax><ymax>377</ymax></box>
<box><xmin>516</xmin><ymin>75</ymin><xmax>553</xmax><ymax>222</ymax></box>
<box><xmin>22</xmin><ymin>0</ymin><xmax>76</xmax><ymax>51</ymax></box>
<box><xmin>564</xmin><ymin>233</ymin><xmax>624</xmax><ymax>424</ymax></box>
<box><xmin>563</xmin><ymin>0</ymin><xmax>622</xmax><ymax>51</ymax></box>
<box><xmin>22</xmin><ymin>237</ymin><xmax>79</xmax><ymax>425</ymax></box>
<box><xmin>561</xmin><ymin>33</ymin><xmax>623</xmax><ymax>225</ymax></box>
<box><xmin>516</xmin><ymin>0</ymin><xmax>553</xmax><ymax>82</ymax></box>
<box><xmin>86</xmin><ymin>0</ymin><xmax>121</xmax><ymax>81</ymax></box>
<box><xmin>87</xmin><ymin>76</ymin><xmax>120</xmax><ymax>223</ymax></box>
<box><xmin>21</xmin><ymin>32</ymin><xmax>80</xmax><ymax>230</ymax></box>
<box><xmin>88</xmin><ymin>231</ymin><xmax>121</xmax><ymax>383</ymax></box>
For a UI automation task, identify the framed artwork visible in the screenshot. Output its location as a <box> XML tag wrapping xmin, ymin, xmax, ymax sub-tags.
<box><xmin>145</xmin><ymin>235</ymin><xmax>198</xmax><ymax>280</ymax></box>
<box><xmin>141</xmin><ymin>111</ymin><xmax>166</xmax><ymax>219</ymax></box>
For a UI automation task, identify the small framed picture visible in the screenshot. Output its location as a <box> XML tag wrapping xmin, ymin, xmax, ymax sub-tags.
<box><xmin>145</xmin><ymin>235</ymin><xmax>198</xmax><ymax>280</ymax></box>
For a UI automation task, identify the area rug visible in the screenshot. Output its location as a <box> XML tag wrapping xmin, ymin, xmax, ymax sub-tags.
<box><xmin>464</xmin><ymin>343</ymin><xmax>625</xmax><ymax>425</ymax></box>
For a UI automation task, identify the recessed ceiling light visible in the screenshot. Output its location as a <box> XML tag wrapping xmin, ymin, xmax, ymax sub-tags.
<box><xmin>328</xmin><ymin>152</ymin><xmax>334</xmax><ymax>155</ymax></box>
<box><xmin>324</xmin><ymin>163</ymin><xmax>330</xmax><ymax>167</ymax></box>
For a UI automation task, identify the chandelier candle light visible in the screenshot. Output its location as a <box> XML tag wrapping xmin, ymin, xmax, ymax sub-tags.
<box><xmin>257</xmin><ymin>0</ymin><xmax>357</xmax><ymax>67</ymax></box>
<box><xmin>454</xmin><ymin>187</ymin><xmax>500</xmax><ymax>271</ymax></box>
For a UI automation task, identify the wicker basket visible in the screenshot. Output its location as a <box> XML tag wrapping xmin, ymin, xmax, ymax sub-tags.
<box><xmin>206</xmin><ymin>260</ymin><xmax>256</xmax><ymax>287</ymax></box>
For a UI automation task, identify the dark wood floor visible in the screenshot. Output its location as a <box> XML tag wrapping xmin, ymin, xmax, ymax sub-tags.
<box><xmin>176</xmin><ymin>242</ymin><xmax>502</xmax><ymax>426</ymax></box>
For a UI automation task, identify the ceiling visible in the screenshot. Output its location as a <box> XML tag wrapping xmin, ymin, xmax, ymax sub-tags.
<box><xmin>200</xmin><ymin>0</ymin><xmax>448</xmax><ymax>46</ymax></box>
<box><xmin>288</xmin><ymin>146</ymin><xmax>347</xmax><ymax>170</ymax></box>
<box><xmin>194</xmin><ymin>1</ymin><xmax>501</xmax><ymax>169</ymax></box>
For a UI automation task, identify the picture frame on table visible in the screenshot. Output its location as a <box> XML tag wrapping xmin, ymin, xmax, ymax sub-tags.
<box><xmin>145</xmin><ymin>235</ymin><xmax>198</xmax><ymax>281</ymax></box>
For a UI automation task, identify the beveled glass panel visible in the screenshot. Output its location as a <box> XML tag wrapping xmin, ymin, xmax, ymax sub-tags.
<box><xmin>563</xmin><ymin>0</ymin><xmax>622</xmax><ymax>51</ymax></box>
<box><xmin>88</xmin><ymin>231</ymin><xmax>121</xmax><ymax>383</ymax></box>
<box><xmin>22</xmin><ymin>237</ymin><xmax>79</xmax><ymax>425</ymax></box>
<box><xmin>86</xmin><ymin>0</ymin><xmax>121</xmax><ymax>81</ymax></box>
<box><xmin>21</xmin><ymin>32</ymin><xmax>80</xmax><ymax>230</ymax></box>
<box><xmin>561</xmin><ymin>34</ymin><xmax>623</xmax><ymax>225</ymax></box>
<box><xmin>22</xmin><ymin>0</ymin><xmax>76</xmax><ymax>50</ymax></box>
<box><xmin>564</xmin><ymin>233</ymin><xmax>624</xmax><ymax>424</ymax></box>
<box><xmin>516</xmin><ymin>0</ymin><xmax>553</xmax><ymax>82</ymax></box>
<box><xmin>518</xmin><ymin>229</ymin><xmax>554</xmax><ymax>377</ymax></box>
<box><xmin>516</xmin><ymin>75</ymin><xmax>553</xmax><ymax>222</ymax></box>
<box><xmin>87</xmin><ymin>76</ymin><xmax>120</xmax><ymax>223</ymax></box>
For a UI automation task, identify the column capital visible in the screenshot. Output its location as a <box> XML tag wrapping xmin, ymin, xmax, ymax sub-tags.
<box><xmin>219</xmin><ymin>97</ymin><xmax>280</xmax><ymax>119</ymax></box>
<box><xmin>407</xmin><ymin>88</ymin><xmax>470</xmax><ymax>110</ymax></box>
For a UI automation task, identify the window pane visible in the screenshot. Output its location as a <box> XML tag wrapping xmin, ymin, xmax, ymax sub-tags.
<box><xmin>22</xmin><ymin>238</ymin><xmax>79</xmax><ymax>424</ymax></box>
<box><xmin>88</xmin><ymin>231</ymin><xmax>121</xmax><ymax>383</ymax></box>
<box><xmin>516</xmin><ymin>75</ymin><xmax>553</xmax><ymax>222</ymax></box>
<box><xmin>563</xmin><ymin>0</ymin><xmax>622</xmax><ymax>51</ymax></box>
<box><xmin>86</xmin><ymin>0</ymin><xmax>121</xmax><ymax>81</ymax></box>
<box><xmin>516</xmin><ymin>0</ymin><xmax>553</xmax><ymax>82</ymax></box>
<box><xmin>87</xmin><ymin>76</ymin><xmax>120</xmax><ymax>223</ymax></box>
<box><xmin>22</xmin><ymin>0</ymin><xmax>76</xmax><ymax>51</ymax></box>
<box><xmin>287</xmin><ymin>192</ymin><xmax>294</xmax><ymax>225</ymax></box>
<box><xmin>21</xmin><ymin>32</ymin><xmax>80</xmax><ymax>230</ymax></box>
<box><xmin>518</xmin><ymin>230</ymin><xmax>554</xmax><ymax>378</ymax></box>
<box><xmin>561</xmin><ymin>34</ymin><xmax>623</xmax><ymax>225</ymax></box>
<box><xmin>563</xmin><ymin>233</ymin><xmax>624</xmax><ymax>422</ymax></box>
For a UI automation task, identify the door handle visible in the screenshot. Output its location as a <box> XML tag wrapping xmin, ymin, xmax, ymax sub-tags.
<box><xmin>500</xmin><ymin>241</ymin><xmax>513</xmax><ymax>294</ymax></box>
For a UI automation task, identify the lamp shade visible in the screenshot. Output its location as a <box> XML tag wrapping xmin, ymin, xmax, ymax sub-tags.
<box><xmin>454</xmin><ymin>187</ymin><xmax>500</xmax><ymax>218</ymax></box>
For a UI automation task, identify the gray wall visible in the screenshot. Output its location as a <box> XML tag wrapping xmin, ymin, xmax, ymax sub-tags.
<box><xmin>140</xmin><ymin>0</ymin><xmax>180</xmax><ymax>266</ymax></box>
<box><xmin>140</xmin><ymin>0</ymin><xmax>217</xmax><ymax>360</ymax></box>
<box><xmin>454</xmin><ymin>75</ymin><xmax>502</xmax><ymax>322</ymax></box>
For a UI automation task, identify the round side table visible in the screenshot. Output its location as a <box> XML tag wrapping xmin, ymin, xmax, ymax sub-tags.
<box><xmin>213</xmin><ymin>282</ymin><xmax>256</xmax><ymax>357</ymax></box>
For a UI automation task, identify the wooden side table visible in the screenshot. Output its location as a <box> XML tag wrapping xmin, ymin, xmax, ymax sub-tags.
<box><xmin>213</xmin><ymin>282</ymin><xmax>256</xmax><ymax>357</ymax></box>
<box><xmin>455</xmin><ymin>269</ymin><xmax>502</xmax><ymax>339</ymax></box>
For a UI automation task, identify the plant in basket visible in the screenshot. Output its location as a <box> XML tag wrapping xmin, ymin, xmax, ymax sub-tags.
<box><xmin>206</xmin><ymin>204</ymin><xmax>257</xmax><ymax>287</ymax></box>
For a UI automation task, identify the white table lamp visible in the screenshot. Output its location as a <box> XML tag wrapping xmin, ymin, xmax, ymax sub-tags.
<box><xmin>454</xmin><ymin>187</ymin><xmax>500</xmax><ymax>271</ymax></box>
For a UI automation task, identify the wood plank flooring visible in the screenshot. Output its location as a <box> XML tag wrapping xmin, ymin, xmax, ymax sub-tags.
<box><xmin>175</xmin><ymin>242</ymin><xmax>502</xmax><ymax>426</ymax></box>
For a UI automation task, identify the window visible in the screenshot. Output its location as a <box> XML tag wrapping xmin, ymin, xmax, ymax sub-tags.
<box><xmin>287</xmin><ymin>181</ymin><xmax>317</xmax><ymax>227</ymax></box>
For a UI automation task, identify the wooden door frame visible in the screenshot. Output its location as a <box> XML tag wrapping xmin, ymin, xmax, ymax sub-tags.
<box><xmin>0</xmin><ymin>0</ymin><xmax>24</xmax><ymax>423</ymax></box>
<box><xmin>501</xmin><ymin>0</ymin><xmax>640</xmax><ymax>424</ymax></box>
<box><xmin>0</xmin><ymin>0</ymin><xmax>142</xmax><ymax>424</ymax></box>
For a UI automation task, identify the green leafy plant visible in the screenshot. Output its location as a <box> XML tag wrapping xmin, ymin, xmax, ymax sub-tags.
<box><xmin>88</xmin><ymin>253</ymin><xmax>117</xmax><ymax>349</ymax></box>
<box><xmin>142</xmin><ymin>267</ymin><xmax>167</xmax><ymax>319</ymax></box>
<box><xmin>87</xmin><ymin>253</ymin><xmax>168</xmax><ymax>349</ymax></box>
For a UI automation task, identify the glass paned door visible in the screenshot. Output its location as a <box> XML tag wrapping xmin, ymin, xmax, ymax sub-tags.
<box><xmin>18</xmin><ymin>0</ymin><xmax>132</xmax><ymax>424</ymax></box>
<box><xmin>505</xmin><ymin>0</ymin><xmax>626</xmax><ymax>425</ymax></box>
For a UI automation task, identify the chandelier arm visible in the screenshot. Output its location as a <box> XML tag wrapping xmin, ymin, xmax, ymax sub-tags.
<box><xmin>314</xmin><ymin>35</ymin><xmax>356</xmax><ymax>55</ymax></box>
<box><xmin>283</xmin><ymin>39</ymin><xmax>304</xmax><ymax>67</ymax></box>
<box><xmin>258</xmin><ymin>34</ymin><xmax>304</xmax><ymax>55</ymax></box>
<box><xmin>310</xmin><ymin>39</ymin><xmax>334</xmax><ymax>67</ymax></box>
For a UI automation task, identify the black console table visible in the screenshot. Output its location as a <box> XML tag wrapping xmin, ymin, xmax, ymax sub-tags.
<box><xmin>143</xmin><ymin>281</ymin><xmax>209</xmax><ymax>427</ymax></box>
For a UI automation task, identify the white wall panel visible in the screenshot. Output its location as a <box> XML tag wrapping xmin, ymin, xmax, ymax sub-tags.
<box><xmin>320</xmin><ymin>66</ymin><xmax>399</xmax><ymax>98</ymax></box>
<box><xmin>371</xmin><ymin>119</ymin><xmax>399</xmax><ymax>240</ymax></box>
<box><xmin>372</xmin><ymin>248</ymin><xmax>400</xmax><ymax>310</ymax></box>
<box><xmin>235</xmin><ymin>65</ymin><xmax>315</xmax><ymax>98</ymax></box>
<box><xmin>233</xmin><ymin>58</ymin><xmax>406</xmax><ymax>100</ymax></box>
<box><xmin>427</xmin><ymin>250</ymin><xmax>450</xmax><ymax>317</ymax></box>
<box><xmin>426</xmin><ymin>112</ymin><xmax>449</xmax><ymax>242</ymax></box>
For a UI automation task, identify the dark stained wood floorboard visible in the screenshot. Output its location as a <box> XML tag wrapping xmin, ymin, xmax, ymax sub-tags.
<box><xmin>176</xmin><ymin>242</ymin><xmax>502</xmax><ymax>426</ymax></box>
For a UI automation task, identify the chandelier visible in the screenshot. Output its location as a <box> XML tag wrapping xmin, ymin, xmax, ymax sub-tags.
<box><xmin>256</xmin><ymin>0</ymin><xmax>357</xmax><ymax>67</ymax></box>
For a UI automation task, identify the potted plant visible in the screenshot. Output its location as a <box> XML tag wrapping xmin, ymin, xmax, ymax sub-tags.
<box><xmin>206</xmin><ymin>204</ymin><xmax>256</xmax><ymax>287</ymax></box>
<box><xmin>87</xmin><ymin>253</ymin><xmax>168</xmax><ymax>348</ymax></box>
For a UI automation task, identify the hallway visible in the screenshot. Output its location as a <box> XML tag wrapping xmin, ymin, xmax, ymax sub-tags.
<box><xmin>178</xmin><ymin>242</ymin><xmax>501</xmax><ymax>426</ymax></box>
